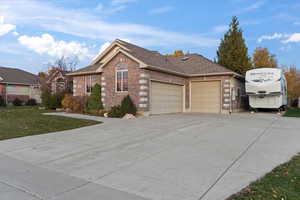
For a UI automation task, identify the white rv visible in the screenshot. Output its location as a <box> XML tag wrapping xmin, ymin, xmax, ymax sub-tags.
<box><xmin>246</xmin><ymin>68</ymin><xmax>288</xmax><ymax>109</ymax></box>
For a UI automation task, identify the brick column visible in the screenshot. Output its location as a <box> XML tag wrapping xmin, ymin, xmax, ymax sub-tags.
<box><xmin>138</xmin><ymin>73</ymin><xmax>149</xmax><ymax>113</ymax></box>
<box><xmin>222</xmin><ymin>79</ymin><xmax>231</xmax><ymax>111</ymax></box>
<box><xmin>101</xmin><ymin>76</ymin><xmax>106</xmax><ymax>108</ymax></box>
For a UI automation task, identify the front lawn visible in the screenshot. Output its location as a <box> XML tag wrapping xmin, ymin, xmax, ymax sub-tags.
<box><xmin>227</xmin><ymin>154</ymin><xmax>300</xmax><ymax>200</ymax></box>
<box><xmin>0</xmin><ymin>106</ymin><xmax>101</xmax><ymax>140</ymax></box>
<box><xmin>284</xmin><ymin>108</ymin><xmax>300</xmax><ymax>118</ymax></box>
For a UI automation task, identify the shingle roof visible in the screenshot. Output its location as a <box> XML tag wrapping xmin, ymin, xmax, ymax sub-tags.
<box><xmin>165</xmin><ymin>54</ymin><xmax>233</xmax><ymax>75</ymax></box>
<box><xmin>0</xmin><ymin>67</ymin><xmax>40</xmax><ymax>85</ymax></box>
<box><xmin>70</xmin><ymin>64</ymin><xmax>101</xmax><ymax>75</ymax></box>
<box><xmin>72</xmin><ymin>39</ymin><xmax>238</xmax><ymax>77</ymax></box>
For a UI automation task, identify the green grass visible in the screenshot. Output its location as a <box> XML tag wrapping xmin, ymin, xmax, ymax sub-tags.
<box><xmin>284</xmin><ymin>108</ymin><xmax>300</xmax><ymax>118</ymax></box>
<box><xmin>227</xmin><ymin>154</ymin><xmax>300</xmax><ymax>200</ymax></box>
<box><xmin>0</xmin><ymin>106</ymin><xmax>101</xmax><ymax>140</ymax></box>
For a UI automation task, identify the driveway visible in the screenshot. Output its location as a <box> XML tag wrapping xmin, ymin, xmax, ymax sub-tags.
<box><xmin>0</xmin><ymin>113</ymin><xmax>299</xmax><ymax>200</ymax></box>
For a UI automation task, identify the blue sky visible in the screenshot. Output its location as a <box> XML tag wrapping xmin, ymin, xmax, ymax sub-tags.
<box><xmin>0</xmin><ymin>0</ymin><xmax>300</xmax><ymax>74</ymax></box>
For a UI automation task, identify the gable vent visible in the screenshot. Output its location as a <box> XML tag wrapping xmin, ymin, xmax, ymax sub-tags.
<box><xmin>181</xmin><ymin>56</ymin><xmax>189</xmax><ymax>61</ymax></box>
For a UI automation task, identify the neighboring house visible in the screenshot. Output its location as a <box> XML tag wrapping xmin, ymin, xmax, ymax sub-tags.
<box><xmin>0</xmin><ymin>67</ymin><xmax>41</xmax><ymax>104</ymax></box>
<box><xmin>68</xmin><ymin>39</ymin><xmax>245</xmax><ymax>115</ymax></box>
<box><xmin>46</xmin><ymin>69</ymin><xmax>72</xmax><ymax>94</ymax></box>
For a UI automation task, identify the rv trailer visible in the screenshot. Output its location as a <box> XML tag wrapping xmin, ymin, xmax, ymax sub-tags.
<box><xmin>245</xmin><ymin>68</ymin><xmax>288</xmax><ymax>109</ymax></box>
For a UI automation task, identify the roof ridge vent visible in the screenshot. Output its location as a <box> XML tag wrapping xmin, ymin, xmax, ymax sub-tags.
<box><xmin>181</xmin><ymin>56</ymin><xmax>189</xmax><ymax>61</ymax></box>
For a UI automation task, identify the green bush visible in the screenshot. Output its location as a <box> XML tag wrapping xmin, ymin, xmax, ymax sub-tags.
<box><xmin>41</xmin><ymin>90</ymin><xmax>64</xmax><ymax>109</ymax></box>
<box><xmin>107</xmin><ymin>105</ymin><xmax>123</xmax><ymax>118</ymax></box>
<box><xmin>26</xmin><ymin>98</ymin><xmax>37</xmax><ymax>106</ymax></box>
<box><xmin>0</xmin><ymin>96</ymin><xmax>6</xmax><ymax>107</ymax></box>
<box><xmin>49</xmin><ymin>93</ymin><xmax>64</xmax><ymax>109</ymax></box>
<box><xmin>41</xmin><ymin>90</ymin><xmax>52</xmax><ymax>108</ymax></box>
<box><xmin>12</xmin><ymin>98</ymin><xmax>23</xmax><ymax>106</ymax></box>
<box><xmin>107</xmin><ymin>95</ymin><xmax>137</xmax><ymax>118</ymax></box>
<box><xmin>120</xmin><ymin>95</ymin><xmax>137</xmax><ymax>115</ymax></box>
<box><xmin>87</xmin><ymin>83</ymin><xmax>103</xmax><ymax>114</ymax></box>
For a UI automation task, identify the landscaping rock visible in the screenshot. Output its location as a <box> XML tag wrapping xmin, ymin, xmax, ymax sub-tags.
<box><xmin>123</xmin><ymin>113</ymin><xmax>136</xmax><ymax>119</ymax></box>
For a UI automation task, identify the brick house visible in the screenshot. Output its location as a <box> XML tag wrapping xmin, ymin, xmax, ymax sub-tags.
<box><xmin>0</xmin><ymin>66</ymin><xmax>41</xmax><ymax>104</ymax></box>
<box><xmin>46</xmin><ymin>69</ymin><xmax>72</xmax><ymax>94</ymax></box>
<box><xmin>68</xmin><ymin>39</ymin><xmax>245</xmax><ymax>115</ymax></box>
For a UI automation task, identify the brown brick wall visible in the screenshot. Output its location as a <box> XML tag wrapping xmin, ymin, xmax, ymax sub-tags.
<box><xmin>101</xmin><ymin>52</ymin><xmax>145</xmax><ymax>111</ymax></box>
<box><xmin>73</xmin><ymin>74</ymin><xmax>101</xmax><ymax>97</ymax></box>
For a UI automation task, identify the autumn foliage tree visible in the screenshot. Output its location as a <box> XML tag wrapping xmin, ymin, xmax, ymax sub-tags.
<box><xmin>168</xmin><ymin>50</ymin><xmax>185</xmax><ymax>56</ymax></box>
<box><xmin>217</xmin><ymin>16</ymin><xmax>252</xmax><ymax>75</ymax></box>
<box><xmin>253</xmin><ymin>47</ymin><xmax>278</xmax><ymax>68</ymax></box>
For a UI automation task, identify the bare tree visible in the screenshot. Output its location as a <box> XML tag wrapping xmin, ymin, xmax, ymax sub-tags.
<box><xmin>47</xmin><ymin>56</ymin><xmax>78</xmax><ymax>72</ymax></box>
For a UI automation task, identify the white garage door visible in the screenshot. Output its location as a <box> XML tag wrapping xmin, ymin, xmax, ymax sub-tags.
<box><xmin>191</xmin><ymin>81</ymin><xmax>221</xmax><ymax>113</ymax></box>
<box><xmin>151</xmin><ymin>81</ymin><xmax>183</xmax><ymax>115</ymax></box>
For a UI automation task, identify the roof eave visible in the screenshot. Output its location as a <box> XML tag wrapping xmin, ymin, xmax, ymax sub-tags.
<box><xmin>67</xmin><ymin>71</ymin><xmax>102</xmax><ymax>76</ymax></box>
<box><xmin>146</xmin><ymin>65</ymin><xmax>188</xmax><ymax>77</ymax></box>
<box><xmin>188</xmin><ymin>72</ymin><xmax>244</xmax><ymax>78</ymax></box>
<box><xmin>0</xmin><ymin>81</ymin><xmax>39</xmax><ymax>86</ymax></box>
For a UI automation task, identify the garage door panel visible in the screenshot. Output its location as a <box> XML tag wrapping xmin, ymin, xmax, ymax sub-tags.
<box><xmin>191</xmin><ymin>81</ymin><xmax>221</xmax><ymax>113</ymax></box>
<box><xmin>151</xmin><ymin>82</ymin><xmax>183</xmax><ymax>115</ymax></box>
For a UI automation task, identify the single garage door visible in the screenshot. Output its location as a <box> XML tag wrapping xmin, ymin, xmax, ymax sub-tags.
<box><xmin>191</xmin><ymin>81</ymin><xmax>221</xmax><ymax>113</ymax></box>
<box><xmin>151</xmin><ymin>81</ymin><xmax>183</xmax><ymax>114</ymax></box>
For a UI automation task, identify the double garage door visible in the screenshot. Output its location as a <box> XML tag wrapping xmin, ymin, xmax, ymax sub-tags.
<box><xmin>150</xmin><ymin>81</ymin><xmax>221</xmax><ymax>115</ymax></box>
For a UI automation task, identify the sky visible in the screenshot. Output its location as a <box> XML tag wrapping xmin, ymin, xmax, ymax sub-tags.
<box><xmin>0</xmin><ymin>0</ymin><xmax>300</xmax><ymax>74</ymax></box>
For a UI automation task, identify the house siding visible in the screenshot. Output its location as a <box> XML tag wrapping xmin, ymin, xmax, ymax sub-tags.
<box><xmin>0</xmin><ymin>84</ymin><xmax>41</xmax><ymax>104</ymax></box>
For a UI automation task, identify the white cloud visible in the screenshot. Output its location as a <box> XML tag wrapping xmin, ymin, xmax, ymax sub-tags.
<box><xmin>18</xmin><ymin>33</ymin><xmax>90</xmax><ymax>60</ymax></box>
<box><xmin>282</xmin><ymin>33</ymin><xmax>300</xmax><ymax>43</ymax></box>
<box><xmin>236</xmin><ymin>1</ymin><xmax>265</xmax><ymax>14</ymax></box>
<box><xmin>149</xmin><ymin>6</ymin><xmax>174</xmax><ymax>14</ymax></box>
<box><xmin>258</xmin><ymin>32</ymin><xmax>300</xmax><ymax>44</ymax></box>
<box><xmin>257</xmin><ymin>33</ymin><xmax>289</xmax><ymax>43</ymax></box>
<box><xmin>0</xmin><ymin>16</ymin><xmax>16</xmax><ymax>36</ymax></box>
<box><xmin>12</xmin><ymin>31</ymin><xmax>19</xmax><ymax>36</ymax></box>
<box><xmin>213</xmin><ymin>25</ymin><xmax>228</xmax><ymax>33</ymax></box>
<box><xmin>0</xmin><ymin>0</ymin><xmax>217</xmax><ymax>48</ymax></box>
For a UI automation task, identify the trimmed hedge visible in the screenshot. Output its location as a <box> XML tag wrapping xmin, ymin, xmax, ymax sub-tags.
<box><xmin>26</xmin><ymin>98</ymin><xmax>37</xmax><ymax>106</ymax></box>
<box><xmin>12</xmin><ymin>98</ymin><xmax>23</xmax><ymax>106</ymax></box>
<box><xmin>0</xmin><ymin>96</ymin><xmax>5</xmax><ymax>107</ymax></box>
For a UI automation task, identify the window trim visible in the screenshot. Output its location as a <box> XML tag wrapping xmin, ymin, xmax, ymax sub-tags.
<box><xmin>85</xmin><ymin>75</ymin><xmax>92</xmax><ymax>94</ymax></box>
<box><xmin>115</xmin><ymin>68</ymin><xmax>128</xmax><ymax>93</ymax></box>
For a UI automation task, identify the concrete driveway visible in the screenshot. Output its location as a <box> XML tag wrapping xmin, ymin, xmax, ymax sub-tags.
<box><xmin>0</xmin><ymin>113</ymin><xmax>299</xmax><ymax>200</ymax></box>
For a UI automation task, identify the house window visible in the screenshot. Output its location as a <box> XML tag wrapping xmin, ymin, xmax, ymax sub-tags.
<box><xmin>116</xmin><ymin>63</ymin><xmax>128</xmax><ymax>92</ymax></box>
<box><xmin>85</xmin><ymin>75</ymin><xmax>92</xmax><ymax>93</ymax></box>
